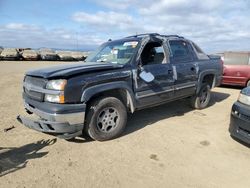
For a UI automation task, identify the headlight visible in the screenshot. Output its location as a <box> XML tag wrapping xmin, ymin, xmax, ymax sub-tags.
<box><xmin>238</xmin><ymin>93</ymin><xmax>250</xmax><ymax>106</ymax></box>
<box><xmin>46</xmin><ymin>79</ymin><xmax>67</xmax><ymax>90</ymax></box>
<box><xmin>45</xmin><ymin>79</ymin><xmax>67</xmax><ymax>103</ymax></box>
<box><xmin>45</xmin><ymin>94</ymin><xmax>65</xmax><ymax>104</ymax></box>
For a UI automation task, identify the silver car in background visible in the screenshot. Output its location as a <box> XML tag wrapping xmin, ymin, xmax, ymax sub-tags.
<box><xmin>39</xmin><ymin>48</ymin><xmax>59</xmax><ymax>61</ymax></box>
<box><xmin>0</xmin><ymin>48</ymin><xmax>20</xmax><ymax>60</ymax></box>
<box><xmin>21</xmin><ymin>49</ymin><xmax>39</xmax><ymax>60</ymax></box>
<box><xmin>56</xmin><ymin>50</ymin><xmax>75</xmax><ymax>61</ymax></box>
<box><xmin>71</xmin><ymin>51</ymin><xmax>88</xmax><ymax>61</ymax></box>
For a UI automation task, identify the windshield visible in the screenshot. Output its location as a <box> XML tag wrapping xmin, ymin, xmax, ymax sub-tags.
<box><xmin>86</xmin><ymin>40</ymin><xmax>139</xmax><ymax>64</ymax></box>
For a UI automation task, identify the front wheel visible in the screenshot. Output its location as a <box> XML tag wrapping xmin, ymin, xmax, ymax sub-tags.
<box><xmin>190</xmin><ymin>83</ymin><xmax>211</xmax><ymax>109</ymax></box>
<box><xmin>84</xmin><ymin>97</ymin><xmax>127</xmax><ymax>141</ymax></box>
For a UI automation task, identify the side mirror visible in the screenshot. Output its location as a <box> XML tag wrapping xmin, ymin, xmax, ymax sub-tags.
<box><xmin>139</xmin><ymin>70</ymin><xmax>155</xmax><ymax>83</ymax></box>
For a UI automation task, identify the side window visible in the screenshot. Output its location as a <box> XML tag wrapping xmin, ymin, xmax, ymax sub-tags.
<box><xmin>169</xmin><ymin>40</ymin><xmax>193</xmax><ymax>63</ymax></box>
<box><xmin>141</xmin><ymin>42</ymin><xmax>167</xmax><ymax>66</ymax></box>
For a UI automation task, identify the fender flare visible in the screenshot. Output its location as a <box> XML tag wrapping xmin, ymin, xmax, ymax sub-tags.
<box><xmin>81</xmin><ymin>81</ymin><xmax>136</xmax><ymax>112</ymax></box>
<box><xmin>197</xmin><ymin>70</ymin><xmax>217</xmax><ymax>93</ymax></box>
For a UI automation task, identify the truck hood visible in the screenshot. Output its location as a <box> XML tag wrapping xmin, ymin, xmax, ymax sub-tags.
<box><xmin>26</xmin><ymin>62</ymin><xmax>124</xmax><ymax>79</ymax></box>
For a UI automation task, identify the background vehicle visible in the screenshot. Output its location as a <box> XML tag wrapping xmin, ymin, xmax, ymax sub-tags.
<box><xmin>17</xmin><ymin>33</ymin><xmax>223</xmax><ymax>141</ymax></box>
<box><xmin>221</xmin><ymin>51</ymin><xmax>250</xmax><ymax>87</ymax></box>
<box><xmin>57</xmin><ymin>50</ymin><xmax>74</xmax><ymax>61</ymax></box>
<box><xmin>0</xmin><ymin>48</ymin><xmax>20</xmax><ymax>60</ymax></box>
<box><xmin>230</xmin><ymin>86</ymin><xmax>250</xmax><ymax>145</ymax></box>
<box><xmin>39</xmin><ymin>48</ymin><xmax>59</xmax><ymax>61</ymax></box>
<box><xmin>0</xmin><ymin>46</ymin><xmax>3</xmax><ymax>55</ymax></box>
<box><xmin>71</xmin><ymin>51</ymin><xmax>87</xmax><ymax>61</ymax></box>
<box><xmin>21</xmin><ymin>49</ymin><xmax>39</xmax><ymax>60</ymax></box>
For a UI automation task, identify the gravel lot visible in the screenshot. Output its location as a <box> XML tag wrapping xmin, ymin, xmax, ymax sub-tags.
<box><xmin>0</xmin><ymin>61</ymin><xmax>250</xmax><ymax>188</ymax></box>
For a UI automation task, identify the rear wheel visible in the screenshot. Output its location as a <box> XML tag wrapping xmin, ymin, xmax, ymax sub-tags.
<box><xmin>84</xmin><ymin>97</ymin><xmax>127</xmax><ymax>141</ymax></box>
<box><xmin>191</xmin><ymin>83</ymin><xmax>211</xmax><ymax>109</ymax></box>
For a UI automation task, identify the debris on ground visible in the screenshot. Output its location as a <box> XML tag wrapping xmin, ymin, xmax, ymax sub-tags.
<box><xmin>4</xmin><ymin>126</ymin><xmax>15</xmax><ymax>132</ymax></box>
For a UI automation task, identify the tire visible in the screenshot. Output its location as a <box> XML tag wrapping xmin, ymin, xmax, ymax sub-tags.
<box><xmin>247</xmin><ymin>80</ymin><xmax>250</xmax><ymax>87</ymax></box>
<box><xmin>84</xmin><ymin>97</ymin><xmax>127</xmax><ymax>141</ymax></box>
<box><xmin>191</xmin><ymin>83</ymin><xmax>211</xmax><ymax>109</ymax></box>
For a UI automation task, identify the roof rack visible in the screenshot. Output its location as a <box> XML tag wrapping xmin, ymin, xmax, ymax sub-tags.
<box><xmin>125</xmin><ymin>33</ymin><xmax>184</xmax><ymax>39</ymax></box>
<box><xmin>160</xmin><ymin>35</ymin><xmax>184</xmax><ymax>39</ymax></box>
<box><xmin>125</xmin><ymin>33</ymin><xmax>160</xmax><ymax>38</ymax></box>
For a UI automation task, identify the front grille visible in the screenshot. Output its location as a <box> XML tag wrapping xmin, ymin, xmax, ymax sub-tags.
<box><xmin>25</xmin><ymin>76</ymin><xmax>47</xmax><ymax>88</ymax></box>
<box><xmin>240</xmin><ymin>113</ymin><xmax>250</xmax><ymax>122</ymax></box>
<box><xmin>24</xmin><ymin>76</ymin><xmax>47</xmax><ymax>101</ymax></box>
<box><xmin>24</xmin><ymin>88</ymin><xmax>44</xmax><ymax>101</ymax></box>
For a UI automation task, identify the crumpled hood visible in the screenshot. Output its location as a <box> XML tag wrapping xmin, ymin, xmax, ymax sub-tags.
<box><xmin>26</xmin><ymin>62</ymin><xmax>123</xmax><ymax>79</ymax></box>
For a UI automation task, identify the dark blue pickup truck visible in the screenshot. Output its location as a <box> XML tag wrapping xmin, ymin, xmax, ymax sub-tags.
<box><xmin>17</xmin><ymin>33</ymin><xmax>223</xmax><ymax>141</ymax></box>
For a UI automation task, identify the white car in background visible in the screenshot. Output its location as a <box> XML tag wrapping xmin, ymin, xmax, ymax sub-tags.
<box><xmin>0</xmin><ymin>48</ymin><xmax>20</xmax><ymax>60</ymax></box>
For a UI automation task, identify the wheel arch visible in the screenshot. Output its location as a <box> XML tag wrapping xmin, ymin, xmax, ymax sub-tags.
<box><xmin>81</xmin><ymin>81</ymin><xmax>136</xmax><ymax>113</ymax></box>
<box><xmin>197</xmin><ymin>70</ymin><xmax>216</xmax><ymax>93</ymax></box>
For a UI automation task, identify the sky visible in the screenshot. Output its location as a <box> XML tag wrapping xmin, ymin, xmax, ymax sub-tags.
<box><xmin>0</xmin><ymin>0</ymin><xmax>249</xmax><ymax>53</ymax></box>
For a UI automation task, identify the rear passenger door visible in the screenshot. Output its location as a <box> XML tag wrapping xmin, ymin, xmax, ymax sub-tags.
<box><xmin>168</xmin><ymin>40</ymin><xmax>198</xmax><ymax>98</ymax></box>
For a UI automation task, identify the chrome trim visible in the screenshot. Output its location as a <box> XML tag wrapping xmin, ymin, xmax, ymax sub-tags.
<box><xmin>175</xmin><ymin>84</ymin><xmax>196</xmax><ymax>90</ymax></box>
<box><xmin>194</xmin><ymin>63</ymin><xmax>199</xmax><ymax>74</ymax></box>
<box><xmin>126</xmin><ymin>90</ymin><xmax>135</xmax><ymax>113</ymax></box>
<box><xmin>24</xmin><ymin>102</ymin><xmax>85</xmax><ymax>125</ymax></box>
<box><xmin>136</xmin><ymin>82</ymin><xmax>196</xmax><ymax>99</ymax></box>
<box><xmin>132</xmin><ymin>69</ymin><xmax>138</xmax><ymax>89</ymax></box>
<box><xmin>23</xmin><ymin>82</ymin><xmax>63</xmax><ymax>95</ymax></box>
<box><xmin>172</xmin><ymin>65</ymin><xmax>177</xmax><ymax>80</ymax></box>
<box><xmin>137</xmin><ymin>88</ymin><xmax>174</xmax><ymax>99</ymax></box>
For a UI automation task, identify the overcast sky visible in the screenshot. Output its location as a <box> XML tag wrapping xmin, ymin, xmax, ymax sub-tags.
<box><xmin>0</xmin><ymin>0</ymin><xmax>249</xmax><ymax>53</ymax></box>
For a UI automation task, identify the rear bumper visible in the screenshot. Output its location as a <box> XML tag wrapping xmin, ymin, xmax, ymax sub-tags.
<box><xmin>41</xmin><ymin>55</ymin><xmax>58</xmax><ymax>60</ymax></box>
<box><xmin>59</xmin><ymin>57</ymin><xmax>74</xmax><ymax>61</ymax></box>
<box><xmin>0</xmin><ymin>57</ymin><xmax>18</xmax><ymax>60</ymax></box>
<box><xmin>229</xmin><ymin>102</ymin><xmax>250</xmax><ymax>145</ymax></box>
<box><xmin>23</xmin><ymin>57</ymin><xmax>38</xmax><ymax>61</ymax></box>
<box><xmin>17</xmin><ymin>97</ymin><xmax>86</xmax><ymax>139</ymax></box>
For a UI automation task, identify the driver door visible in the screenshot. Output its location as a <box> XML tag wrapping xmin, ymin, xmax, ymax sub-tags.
<box><xmin>134</xmin><ymin>38</ymin><xmax>175</xmax><ymax>108</ymax></box>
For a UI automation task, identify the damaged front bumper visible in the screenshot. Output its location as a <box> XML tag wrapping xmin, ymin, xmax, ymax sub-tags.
<box><xmin>229</xmin><ymin>102</ymin><xmax>250</xmax><ymax>145</ymax></box>
<box><xmin>17</xmin><ymin>96</ymin><xmax>86</xmax><ymax>139</ymax></box>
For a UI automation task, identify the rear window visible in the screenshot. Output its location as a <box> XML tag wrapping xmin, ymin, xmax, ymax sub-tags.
<box><xmin>191</xmin><ymin>42</ymin><xmax>209</xmax><ymax>60</ymax></box>
<box><xmin>224</xmin><ymin>52</ymin><xmax>250</xmax><ymax>65</ymax></box>
<box><xmin>192</xmin><ymin>42</ymin><xmax>203</xmax><ymax>53</ymax></box>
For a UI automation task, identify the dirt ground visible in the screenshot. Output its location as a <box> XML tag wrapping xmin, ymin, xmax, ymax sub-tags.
<box><xmin>0</xmin><ymin>61</ymin><xmax>250</xmax><ymax>188</ymax></box>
